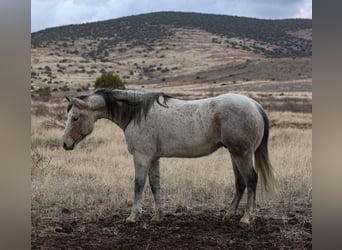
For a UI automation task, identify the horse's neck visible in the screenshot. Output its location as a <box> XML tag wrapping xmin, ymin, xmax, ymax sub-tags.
<box><xmin>93</xmin><ymin>93</ymin><xmax>142</xmax><ymax>130</ymax></box>
<box><xmin>93</xmin><ymin>107</ymin><xmax>125</xmax><ymax>128</ymax></box>
<box><xmin>93</xmin><ymin>109</ymin><xmax>108</xmax><ymax>121</ymax></box>
<box><xmin>88</xmin><ymin>95</ymin><xmax>121</xmax><ymax>128</ymax></box>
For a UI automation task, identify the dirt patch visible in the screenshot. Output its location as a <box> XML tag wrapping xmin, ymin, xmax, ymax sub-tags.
<box><xmin>32</xmin><ymin>207</ymin><xmax>311</xmax><ymax>249</ymax></box>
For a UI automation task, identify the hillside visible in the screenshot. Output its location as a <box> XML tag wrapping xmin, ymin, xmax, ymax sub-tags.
<box><xmin>31</xmin><ymin>11</ymin><xmax>312</xmax><ymax>96</ymax></box>
<box><xmin>32</xmin><ymin>11</ymin><xmax>311</xmax><ymax>58</ymax></box>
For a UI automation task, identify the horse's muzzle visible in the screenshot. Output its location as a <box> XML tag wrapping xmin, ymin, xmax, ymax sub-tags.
<box><xmin>63</xmin><ymin>142</ymin><xmax>75</xmax><ymax>150</ymax></box>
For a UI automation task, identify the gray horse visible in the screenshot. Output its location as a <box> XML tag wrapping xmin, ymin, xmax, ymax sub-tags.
<box><xmin>63</xmin><ymin>88</ymin><xmax>276</xmax><ymax>226</ymax></box>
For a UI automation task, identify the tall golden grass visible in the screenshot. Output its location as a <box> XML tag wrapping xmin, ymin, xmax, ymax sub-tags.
<box><xmin>31</xmin><ymin>100</ymin><xmax>311</xmax><ymax>218</ymax></box>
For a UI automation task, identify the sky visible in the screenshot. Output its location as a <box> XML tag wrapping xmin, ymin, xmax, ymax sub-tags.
<box><xmin>31</xmin><ymin>0</ymin><xmax>312</xmax><ymax>32</ymax></box>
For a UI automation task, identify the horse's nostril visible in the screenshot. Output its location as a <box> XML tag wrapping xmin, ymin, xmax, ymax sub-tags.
<box><xmin>63</xmin><ymin>142</ymin><xmax>75</xmax><ymax>150</ymax></box>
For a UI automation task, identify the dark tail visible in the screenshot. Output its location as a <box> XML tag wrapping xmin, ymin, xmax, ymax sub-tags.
<box><xmin>255</xmin><ymin>104</ymin><xmax>277</xmax><ymax>197</ymax></box>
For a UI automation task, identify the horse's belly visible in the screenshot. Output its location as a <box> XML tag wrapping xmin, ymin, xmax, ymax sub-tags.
<box><xmin>159</xmin><ymin>139</ymin><xmax>221</xmax><ymax>158</ymax></box>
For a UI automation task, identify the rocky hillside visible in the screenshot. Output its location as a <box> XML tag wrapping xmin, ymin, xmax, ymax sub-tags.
<box><xmin>31</xmin><ymin>11</ymin><xmax>312</xmax><ymax>95</ymax></box>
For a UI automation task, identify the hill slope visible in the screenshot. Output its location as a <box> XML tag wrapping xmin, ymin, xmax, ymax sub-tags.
<box><xmin>31</xmin><ymin>12</ymin><xmax>311</xmax><ymax>95</ymax></box>
<box><xmin>32</xmin><ymin>11</ymin><xmax>311</xmax><ymax>58</ymax></box>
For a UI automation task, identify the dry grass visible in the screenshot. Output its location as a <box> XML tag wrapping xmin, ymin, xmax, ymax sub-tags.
<box><xmin>31</xmin><ymin>99</ymin><xmax>312</xmax><ymax>219</ymax></box>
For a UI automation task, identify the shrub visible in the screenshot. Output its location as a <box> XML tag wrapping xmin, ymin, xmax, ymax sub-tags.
<box><xmin>59</xmin><ymin>85</ymin><xmax>70</xmax><ymax>91</ymax></box>
<box><xmin>94</xmin><ymin>73</ymin><xmax>125</xmax><ymax>89</ymax></box>
<box><xmin>44</xmin><ymin>66</ymin><xmax>51</xmax><ymax>72</ymax></box>
<box><xmin>32</xmin><ymin>87</ymin><xmax>51</xmax><ymax>101</ymax></box>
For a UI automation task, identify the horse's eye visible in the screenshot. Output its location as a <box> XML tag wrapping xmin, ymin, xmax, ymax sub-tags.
<box><xmin>72</xmin><ymin>117</ymin><xmax>79</xmax><ymax>122</ymax></box>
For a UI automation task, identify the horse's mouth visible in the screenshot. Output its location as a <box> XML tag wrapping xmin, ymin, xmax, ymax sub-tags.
<box><xmin>63</xmin><ymin>142</ymin><xmax>75</xmax><ymax>151</ymax></box>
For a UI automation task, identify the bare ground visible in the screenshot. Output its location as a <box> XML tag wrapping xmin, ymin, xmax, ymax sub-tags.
<box><xmin>32</xmin><ymin>204</ymin><xmax>311</xmax><ymax>249</ymax></box>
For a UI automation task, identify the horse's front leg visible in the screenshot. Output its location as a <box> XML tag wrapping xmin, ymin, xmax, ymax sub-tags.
<box><xmin>126</xmin><ymin>153</ymin><xmax>151</xmax><ymax>223</ymax></box>
<box><xmin>149</xmin><ymin>159</ymin><xmax>164</xmax><ymax>223</ymax></box>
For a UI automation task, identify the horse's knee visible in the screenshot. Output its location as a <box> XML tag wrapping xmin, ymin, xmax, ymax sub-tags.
<box><xmin>133</xmin><ymin>154</ymin><xmax>151</xmax><ymax>194</ymax></box>
<box><xmin>134</xmin><ymin>178</ymin><xmax>146</xmax><ymax>194</ymax></box>
<box><xmin>149</xmin><ymin>168</ymin><xmax>160</xmax><ymax>195</ymax></box>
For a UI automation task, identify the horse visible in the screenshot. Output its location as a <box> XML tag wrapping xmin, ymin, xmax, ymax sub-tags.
<box><xmin>62</xmin><ymin>88</ymin><xmax>276</xmax><ymax>226</ymax></box>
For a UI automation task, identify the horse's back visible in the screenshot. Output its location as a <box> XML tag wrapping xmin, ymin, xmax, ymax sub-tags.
<box><xmin>164</xmin><ymin>93</ymin><xmax>265</xmax><ymax>155</ymax></box>
<box><xmin>157</xmin><ymin>93</ymin><xmax>264</xmax><ymax>142</ymax></box>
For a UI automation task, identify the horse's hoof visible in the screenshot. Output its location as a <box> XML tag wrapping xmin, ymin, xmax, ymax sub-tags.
<box><xmin>238</xmin><ymin>213</ymin><xmax>255</xmax><ymax>227</ymax></box>
<box><xmin>125</xmin><ymin>217</ymin><xmax>136</xmax><ymax>223</ymax></box>
<box><xmin>150</xmin><ymin>210</ymin><xmax>164</xmax><ymax>223</ymax></box>
<box><xmin>238</xmin><ymin>220</ymin><xmax>250</xmax><ymax>228</ymax></box>
<box><xmin>125</xmin><ymin>212</ymin><xmax>141</xmax><ymax>223</ymax></box>
<box><xmin>222</xmin><ymin>210</ymin><xmax>235</xmax><ymax>222</ymax></box>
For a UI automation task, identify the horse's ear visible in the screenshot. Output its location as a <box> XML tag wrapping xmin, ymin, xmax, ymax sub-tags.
<box><xmin>65</xmin><ymin>96</ymin><xmax>72</xmax><ymax>103</ymax></box>
<box><xmin>69</xmin><ymin>97</ymin><xmax>89</xmax><ymax>109</ymax></box>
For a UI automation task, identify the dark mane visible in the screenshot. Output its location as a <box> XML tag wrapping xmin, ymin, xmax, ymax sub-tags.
<box><xmin>93</xmin><ymin>88</ymin><xmax>172</xmax><ymax>129</ymax></box>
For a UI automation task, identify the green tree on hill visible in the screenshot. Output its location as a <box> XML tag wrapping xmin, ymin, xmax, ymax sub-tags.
<box><xmin>94</xmin><ymin>72</ymin><xmax>125</xmax><ymax>89</ymax></box>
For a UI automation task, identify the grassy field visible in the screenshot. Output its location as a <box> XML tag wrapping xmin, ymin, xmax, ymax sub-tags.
<box><xmin>31</xmin><ymin>91</ymin><xmax>312</xmax><ymax>248</ymax></box>
<box><xmin>31</xmin><ymin>95</ymin><xmax>311</xmax><ymax>216</ymax></box>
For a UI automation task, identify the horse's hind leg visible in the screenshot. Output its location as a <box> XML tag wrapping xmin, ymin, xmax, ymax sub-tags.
<box><xmin>230</xmin><ymin>152</ymin><xmax>258</xmax><ymax>226</ymax></box>
<box><xmin>126</xmin><ymin>153</ymin><xmax>151</xmax><ymax>223</ymax></box>
<box><xmin>223</xmin><ymin>159</ymin><xmax>246</xmax><ymax>221</ymax></box>
<box><xmin>149</xmin><ymin>159</ymin><xmax>164</xmax><ymax>222</ymax></box>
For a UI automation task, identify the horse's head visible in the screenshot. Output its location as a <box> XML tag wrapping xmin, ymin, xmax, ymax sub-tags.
<box><xmin>62</xmin><ymin>95</ymin><xmax>95</xmax><ymax>150</ymax></box>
